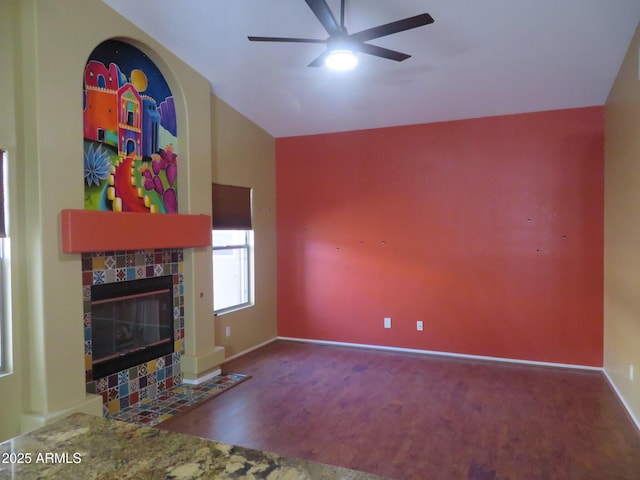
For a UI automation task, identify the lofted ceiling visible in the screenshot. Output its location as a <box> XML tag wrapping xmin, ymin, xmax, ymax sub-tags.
<box><xmin>102</xmin><ymin>0</ymin><xmax>640</xmax><ymax>138</ymax></box>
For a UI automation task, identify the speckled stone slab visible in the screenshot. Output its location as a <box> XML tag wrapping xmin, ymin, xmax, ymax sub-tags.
<box><xmin>0</xmin><ymin>413</ymin><xmax>391</xmax><ymax>479</ymax></box>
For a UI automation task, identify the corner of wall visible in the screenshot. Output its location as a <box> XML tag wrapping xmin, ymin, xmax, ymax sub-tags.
<box><xmin>604</xmin><ymin>20</ymin><xmax>640</xmax><ymax>429</ymax></box>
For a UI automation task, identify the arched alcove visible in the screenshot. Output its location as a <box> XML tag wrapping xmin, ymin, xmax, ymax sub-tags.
<box><xmin>82</xmin><ymin>39</ymin><xmax>178</xmax><ymax>214</ymax></box>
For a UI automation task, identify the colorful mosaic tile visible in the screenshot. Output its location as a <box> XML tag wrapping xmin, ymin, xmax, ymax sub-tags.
<box><xmin>148</xmin><ymin>384</ymin><xmax>158</xmax><ymax>399</ymax></box>
<box><xmin>104</xmin><ymin>269</ymin><xmax>116</xmax><ymax>283</ymax></box>
<box><xmin>108</xmin><ymin>388</ymin><xmax>118</xmax><ymax>402</ymax></box>
<box><xmin>82</xmin><ymin>248</ymin><xmax>185</xmax><ymax>416</ymax></box>
<box><xmin>129</xmin><ymin>378</ymin><xmax>139</xmax><ymax>393</ymax></box>
<box><xmin>126</xmin><ymin>253</ymin><xmax>135</xmax><ymax>266</ymax></box>
<box><xmin>96</xmin><ymin>378</ymin><xmax>107</xmax><ymax>393</ymax></box>
<box><xmin>82</xmin><ymin>256</ymin><xmax>93</xmax><ymax>271</ymax></box>
<box><xmin>118</xmin><ymin>370</ymin><xmax>129</xmax><ymax>385</ymax></box>
<box><xmin>116</xmin><ymin>268</ymin><xmax>126</xmax><ymax>281</ymax></box>
<box><xmin>93</xmin><ymin>270</ymin><xmax>105</xmax><ymax>284</ymax></box>
<box><xmin>92</xmin><ymin>257</ymin><xmax>105</xmax><ymax>270</ymax></box>
<box><xmin>105</xmin><ymin>256</ymin><xmax>116</xmax><ymax>270</ymax></box>
<box><xmin>108</xmin><ymin>374</ymin><xmax>249</xmax><ymax>427</ymax></box>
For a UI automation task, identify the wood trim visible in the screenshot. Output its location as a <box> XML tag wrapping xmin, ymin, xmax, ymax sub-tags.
<box><xmin>60</xmin><ymin>209</ymin><xmax>211</xmax><ymax>253</ymax></box>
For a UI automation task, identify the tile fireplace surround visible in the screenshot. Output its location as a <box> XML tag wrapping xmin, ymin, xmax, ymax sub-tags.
<box><xmin>82</xmin><ymin>248</ymin><xmax>184</xmax><ymax>416</ymax></box>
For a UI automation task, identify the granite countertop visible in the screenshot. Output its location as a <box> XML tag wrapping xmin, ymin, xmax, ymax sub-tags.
<box><xmin>0</xmin><ymin>413</ymin><xmax>390</xmax><ymax>479</ymax></box>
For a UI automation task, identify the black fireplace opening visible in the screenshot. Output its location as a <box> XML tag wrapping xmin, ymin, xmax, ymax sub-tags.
<box><xmin>91</xmin><ymin>275</ymin><xmax>174</xmax><ymax>379</ymax></box>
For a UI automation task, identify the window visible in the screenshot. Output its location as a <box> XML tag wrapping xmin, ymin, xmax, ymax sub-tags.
<box><xmin>212</xmin><ymin>230</ymin><xmax>253</xmax><ymax>314</ymax></box>
<box><xmin>0</xmin><ymin>150</ymin><xmax>8</xmax><ymax>372</ymax></box>
<box><xmin>211</xmin><ymin>183</ymin><xmax>253</xmax><ymax>315</ymax></box>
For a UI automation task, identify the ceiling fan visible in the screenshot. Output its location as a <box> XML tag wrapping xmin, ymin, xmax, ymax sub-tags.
<box><xmin>248</xmin><ymin>0</ymin><xmax>434</xmax><ymax>68</ymax></box>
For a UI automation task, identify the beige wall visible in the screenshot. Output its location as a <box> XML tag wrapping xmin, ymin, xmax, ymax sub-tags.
<box><xmin>0</xmin><ymin>0</ymin><xmax>26</xmax><ymax>441</ymax></box>
<box><xmin>0</xmin><ymin>0</ymin><xmax>220</xmax><ymax>441</ymax></box>
<box><xmin>211</xmin><ymin>96</ymin><xmax>277</xmax><ymax>359</ymax></box>
<box><xmin>604</xmin><ymin>21</ymin><xmax>640</xmax><ymax>426</ymax></box>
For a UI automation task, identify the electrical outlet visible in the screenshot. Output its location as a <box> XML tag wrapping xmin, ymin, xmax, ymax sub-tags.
<box><xmin>630</xmin><ymin>365</ymin><xmax>635</xmax><ymax>382</ymax></box>
<box><xmin>384</xmin><ymin>317</ymin><xmax>392</xmax><ymax>329</ymax></box>
<box><xmin>225</xmin><ymin>326</ymin><xmax>231</xmax><ymax>338</ymax></box>
<box><xmin>417</xmin><ymin>320</ymin><xmax>423</xmax><ymax>331</ymax></box>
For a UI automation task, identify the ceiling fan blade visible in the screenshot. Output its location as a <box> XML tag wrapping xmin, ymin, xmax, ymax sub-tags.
<box><xmin>356</xmin><ymin>43</ymin><xmax>411</xmax><ymax>62</ymax></box>
<box><xmin>305</xmin><ymin>0</ymin><xmax>341</xmax><ymax>36</ymax></box>
<box><xmin>248</xmin><ymin>36</ymin><xmax>327</xmax><ymax>44</ymax></box>
<box><xmin>307</xmin><ymin>50</ymin><xmax>330</xmax><ymax>67</ymax></box>
<box><xmin>350</xmin><ymin>13</ymin><xmax>434</xmax><ymax>42</ymax></box>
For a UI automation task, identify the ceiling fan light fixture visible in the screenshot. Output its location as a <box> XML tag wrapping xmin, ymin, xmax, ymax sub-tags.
<box><xmin>325</xmin><ymin>49</ymin><xmax>358</xmax><ymax>71</ymax></box>
<box><xmin>247</xmin><ymin>0</ymin><xmax>434</xmax><ymax>68</ymax></box>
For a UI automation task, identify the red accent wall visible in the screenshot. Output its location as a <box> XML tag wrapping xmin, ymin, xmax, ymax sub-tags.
<box><xmin>276</xmin><ymin>107</ymin><xmax>604</xmax><ymax>366</ymax></box>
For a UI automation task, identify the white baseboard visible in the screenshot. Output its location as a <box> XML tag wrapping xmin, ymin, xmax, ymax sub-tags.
<box><xmin>181</xmin><ymin>368</ymin><xmax>222</xmax><ymax>385</ymax></box>
<box><xmin>223</xmin><ymin>337</ymin><xmax>278</xmax><ymax>364</ymax></box>
<box><xmin>602</xmin><ymin>369</ymin><xmax>640</xmax><ymax>432</ymax></box>
<box><xmin>277</xmin><ymin>336</ymin><xmax>602</xmax><ymax>371</ymax></box>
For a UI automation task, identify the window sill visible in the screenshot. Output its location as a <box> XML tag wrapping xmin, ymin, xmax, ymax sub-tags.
<box><xmin>214</xmin><ymin>302</ymin><xmax>254</xmax><ymax>317</ymax></box>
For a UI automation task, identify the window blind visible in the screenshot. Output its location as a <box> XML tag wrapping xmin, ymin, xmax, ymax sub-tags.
<box><xmin>211</xmin><ymin>183</ymin><xmax>252</xmax><ymax>230</ymax></box>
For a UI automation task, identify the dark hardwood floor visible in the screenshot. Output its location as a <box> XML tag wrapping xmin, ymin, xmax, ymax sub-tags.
<box><xmin>159</xmin><ymin>340</ymin><xmax>640</xmax><ymax>480</ymax></box>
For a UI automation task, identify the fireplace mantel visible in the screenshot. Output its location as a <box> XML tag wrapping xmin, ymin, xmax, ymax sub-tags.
<box><xmin>60</xmin><ymin>209</ymin><xmax>211</xmax><ymax>253</ymax></box>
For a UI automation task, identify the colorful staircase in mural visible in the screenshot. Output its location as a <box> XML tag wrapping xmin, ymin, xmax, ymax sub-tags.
<box><xmin>112</xmin><ymin>156</ymin><xmax>149</xmax><ymax>213</ymax></box>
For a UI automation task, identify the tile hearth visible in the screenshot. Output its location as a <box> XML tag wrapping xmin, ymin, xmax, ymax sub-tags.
<box><xmin>108</xmin><ymin>373</ymin><xmax>249</xmax><ymax>426</ymax></box>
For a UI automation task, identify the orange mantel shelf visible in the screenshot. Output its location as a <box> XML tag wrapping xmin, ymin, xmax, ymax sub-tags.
<box><xmin>60</xmin><ymin>209</ymin><xmax>212</xmax><ymax>253</ymax></box>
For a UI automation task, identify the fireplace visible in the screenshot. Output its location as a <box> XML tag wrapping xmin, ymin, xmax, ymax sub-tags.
<box><xmin>91</xmin><ymin>275</ymin><xmax>174</xmax><ymax>379</ymax></box>
<box><xmin>82</xmin><ymin>248</ymin><xmax>185</xmax><ymax>415</ymax></box>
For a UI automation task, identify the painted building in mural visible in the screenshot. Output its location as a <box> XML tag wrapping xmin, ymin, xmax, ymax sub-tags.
<box><xmin>83</xmin><ymin>40</ymin><xmax>178</xmax><ymax>214</ymax></box>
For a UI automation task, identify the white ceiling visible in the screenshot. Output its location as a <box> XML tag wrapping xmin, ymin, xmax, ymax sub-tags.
<box><xmin>102</xmin><ymin>0</ymin><xmax>640</xmax><ymax>138</ymax></box>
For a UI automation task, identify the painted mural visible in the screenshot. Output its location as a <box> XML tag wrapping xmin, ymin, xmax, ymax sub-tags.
<box><xmin>83</xmin><ymin>40</ymin><xmax>178</xmax><ymax>213</ymax></box>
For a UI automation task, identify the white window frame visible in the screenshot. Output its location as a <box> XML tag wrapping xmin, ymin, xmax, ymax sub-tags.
<box><xmin>0</xmin><ymin>235</ymin><xmax>8</xmax><ymax>374</ymax></box>
<box><xmin>0</xmin><ymin>237</ymin><xmax>4</xmax><ymax>373</ymax></box>
<box><xmin>0</xmin><ymin>150</ymin><xmax>9</xmax><ymax>374</ymax></box>
<box><xmin>212</xmin><ymin>229</ymin><xmax>254</xmax><ymax>316</ymax></box>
